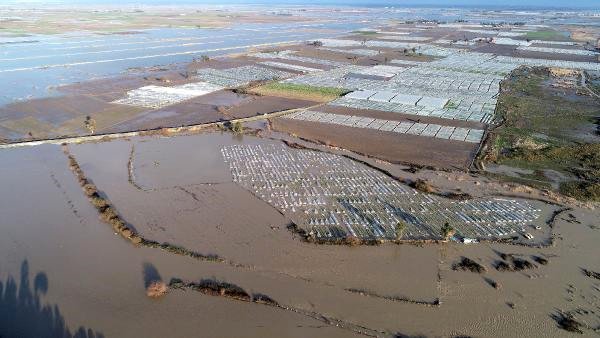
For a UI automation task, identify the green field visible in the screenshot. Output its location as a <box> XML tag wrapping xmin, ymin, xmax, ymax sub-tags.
<box><xmin>251</xmin><ymin>82</ymin><xmax>350</xmax><ymax>102</ymax></box>
<box><xmin>482</xmin><ymin>67</ymin><xmax>600</xmax><ymax>201</ymax></box>
<box><xmin>524</xmin><ymin>30</ymin><xmax>571</xmax><ymax>41</ymax></box>
<box><xmin>351</xmin><ymin>30</ymin><xmax>378</xmax><ymax>35</ymax></box>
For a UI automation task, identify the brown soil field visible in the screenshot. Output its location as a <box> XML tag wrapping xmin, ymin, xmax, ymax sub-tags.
<box><xmin>472</xmin><ymin>43</ymin><xmax>598</xmax><ymax>62</ymax></box>
<box><xmin>104</xmin><ymin>94</ymin><xmax>317</xmax><ymax>133</ymax></box>
<box><xmin>0</xmin><ymin>52</ymin><xmax>318</xmax><ymax>141</ymax></box>
<box><xmin>271</xmin><ymin>114</ymin><xmax>479</xmax><ymax>169</ymax></box>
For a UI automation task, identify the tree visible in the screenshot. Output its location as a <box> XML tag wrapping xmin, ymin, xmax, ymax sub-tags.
<box><xmin>84</xmin><ymin>115</ymin><xmax>96</xmax><ymax>134</ymax></box>
<box><xmin>441</xmin><ymin>222</ymin><xmax>455</xmax><ymax>241</ymax></box>
<box><xmin>231</xmin><ymin>121</ymin><xmax>243</xmax><ymax>134</ymax></box>
<box><xmin>395</xmin><ymin>221</ymin><xmax>407</xmax><ymax>240</ymax></box>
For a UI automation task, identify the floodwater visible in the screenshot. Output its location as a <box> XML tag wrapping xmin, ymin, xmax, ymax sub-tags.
<box><xmin>0</xmin><ymin>144</ymin><xmax>363</xmax><ymax>338</ymax></box>
<box><xmin>2</xmin><ymin>5</ymin><xmax>596</xmax><ymax>108</ymax></box>
<box><xmin>70</xmin><ymin>132</ymin><xmax>441</xmax><ymax>299</ymax></box>
<box><xmin>1</xmin><ymin>132</ymin><xmax>599</xmax><ymax>337</ymax></box>
<box><xmin>0</xmin><ymin>20</ymin><xmax>365</xmax><ymax>107</ymax></box>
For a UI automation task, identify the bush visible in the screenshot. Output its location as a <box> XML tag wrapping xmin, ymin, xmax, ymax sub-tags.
<box><xmin>344</xmin><ymin>235</ymin><xmax>362</xmax><ymax>246</ymax></box>
<box><xmin>511</xmin><ymin>257</ymin><xmax>536</xmax><ymax>271</ymax></box>
<box><xmin>495</xmin><ymin>260</ymin><xmax>512</xmax><ymax>271</ymax></box>
<box><xmin>90</xmin><ymin>196</ymin><xmax>109</xmax><ymax>210</ymax></box>
<box><xmin>441</xmin><ymin>222</ymin><xmax>455</xmax><ymax>240</ymax></box>
<box><xmin>252</xmin><ymin>293</ymin><xmax>278</xmax><ymax>306</ymax></box>
<box><xmin>411</xmin><ymin>179</ymin><xmax>435</xmax><ymax>193</ymax></box>
<box><xmin>146</xmin><ymin>281</ymin><xmax>168</xmax><ymax>298</ymax></box>
<box><xmin>109</xmin><ymin>218</ymin><xmax>126</xmax><ymax>232</ymax></box>
<box><xmin>532</xmin><ymin>255</ymin><xmax>549</xmax><ymax>265</ymax></box>
<box><xmin>582</xmin><ymin>268</ymin><xmax>600</xmax><ymax>280</ymax></box>
<box><xmin>130</xmin><ymin>235</ymin><xmax>143</xmax><ymax>245</ymax></box>
<box><xmin>452</xmin><ymin>257</ymin><xmax>486</xmax><ymax>273</ymax></box>
<box><xmin>559</xmin><ymin>180</ymin><xmax>600</xmax><ymax>202</ymax></box>
<box><xmin>82</xmin><ymin>183</ymin><xmax>98</xmax><ymax>197</ymax></box>
<box><xmin>100</xmin><ymin>207</ymin><xmax>118</xmax><ymax>222</ymax></box>
<box><xmin>395</xmin><ymin>221</ymin><xmax>408</xmax><ymax>240</ymax></box>
<box><xmin>553</xmin><ymin>312</ymin><xmax>583</xmax><ymax>334</ymax></box>
<box><xmin>196</xmin><ymin>279</ymin><xmax>251</xmax><ymax>301</ymax></box>
<box><xmin>121</xmin><ymin>229</ymin><xmax>132</xmax><ymax>238</ymax></box>
<box><xmin>231</xmin><ymin>121</ymin><xmax>243</xmax><ymax>134</ymax></box>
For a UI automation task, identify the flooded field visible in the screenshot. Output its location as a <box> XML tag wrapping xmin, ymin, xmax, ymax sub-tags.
<box><xmin>0</xmin><ymin>25</ymin><xmax>342</xmax><ymax>106</ymax></box>
<box><xmin>2</xmin><ymin>130</ymin><xmax>599</xmax><ymax>337</ymax></box>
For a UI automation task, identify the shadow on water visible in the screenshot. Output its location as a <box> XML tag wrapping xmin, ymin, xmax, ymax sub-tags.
<box><xmin>0</xmin><ymin>260</ymin><xmax>104</xmax><ymax>338</ymax></box>
<box><xmin>142</xmin><ymin>262</ymin><xmax>163</xmax><ymax>288</ymax></box>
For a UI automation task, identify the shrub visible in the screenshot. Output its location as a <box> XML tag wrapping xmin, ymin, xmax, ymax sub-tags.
<box><xmin>582</xmin><ymin>268</ymin><xmax>600</xmax><ymax>280</ymax></box>
<box><xmin>109</xmin><ymin>218</ymin><xmax>126</xmax><ymax>232</ymax></box>
<box><xmin>511</xmin><ymin>257</ymin><xmax>536</xmax><ymax>271</ymax></box>
<box><xmin>532</xmin><ymin>255</ymin><xmax>549</xmax><ymax>265</ymax></box>
<box><xmin>252</xmin><ymin>293</ymin><xmax>278</xmax><ymax>306</ymax></box>
<box><xmin>121</xmin><ymin>229</ymin><xmax>132</xmax><ymax>238</ymax></box>
<box><xmin>441</xmin><ymin>222</ymin><xmax>455</xmax><ymax>240</ymax></box>
<box><xmin>130</xmin><ymin>235</ymin><xmax>143</xmax><ymax>245</ymax></box>
<box><xmin>395</xmin><ymin>221</ymin><xmax>408</xmax><ymax>240</ymax></box>
<box><xmin>452</xmin><ymin>257</ymin><xmax>486</xmax><ymax>273</ymax></box>
<box><xmin>90</xmin><ymin>196</ymin><xmax>109</xmax><ymax>210</ymax></box>
<box><xmin>146</xmin><ymin>281</ymin><xmax>168</xmax><ymax>298</ymax></box>
<box><xmin>560</xmin><ymin>180</ymin><xmax>600</xmax><ymax>202</ymax></box>
<box><xmin>231</xmin><ymin>121</ymin><xmax>243</xmax><ymax>134</ymax></box>
<box><xmin>344</xmin><ymin>235</ymin><xmax>362</xmax><ymax>246</ymax></box>
<box><xmin>196</xmin><ymin>279</ymin><xmax>251</xmax><ymax>301</ymax></box>
<box><xmin>82</xmin><ymin>183</ymin><xmax>98</xmax><ymax>197</ymax></box>
<box><xmin>411</xmin><ymin>179</ymin><xmax>435</xmax><ymax>193</ymax></box>
<box><xmin>100</xmin><ymin>207</ymin><xmax>118</xmax><ymax>222</ymax></box>
<box><xmin>495</xmin><ymin>260</ymin><xmax>512</xmax><ymax>271</ymax></box>
<box><xmin>553</xmin><ymin>312</ymin><xmax>583</xmax><ymax>334</ymax></box>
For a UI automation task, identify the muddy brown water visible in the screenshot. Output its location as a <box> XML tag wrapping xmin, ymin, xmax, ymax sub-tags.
<box><xmin>0</xmin><ymin>144</ymin><xmax>364</xmax><ymax>338</ymax></box>
<box><xmin>69</xmin><ymin>133</ymin><xmax>441</xmax><ymax>299</ymax></box>
<box><xmin>1</xmin><ymin>132</ymin><xmax>599</xmax><ymax>337</ymax></box>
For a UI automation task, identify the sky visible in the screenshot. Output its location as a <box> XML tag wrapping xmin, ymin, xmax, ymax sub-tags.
<box><xmin>4</xmin><ymin>0</ymin><xmax>600</xmax><ymax>9</ymax></box>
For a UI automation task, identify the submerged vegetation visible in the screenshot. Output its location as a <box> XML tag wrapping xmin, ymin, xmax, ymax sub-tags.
<box><xmin>482</xmin><ymin>67</ymin><xmax>600</xmax><ymax>201</ymax></box>
<box><xmin>170</xmin><ymin>278</ymin><xmax>252</xmax><ymax>301</ymax></box>
<box><xmin>494</xmin><ymin>252</ymin><xmax>538</xmax><ymax>272</ymax></box>
<box><xmin>63</xmin><ymin>146</ymin><xmax>143</xmax><ymax>245</ymax></box>
<box><xmin>452</xmin><ymin>257</ymin><xmax>486</xmax><ymax>273</ymax></box>
<box><xmin>552</xmin><ymin>311</ymin><xmax>584</xmax><ymax>334</ymax></box>
<box><xmin>63</xmin><ymin>145</ymin><xmax>224</xmax><ymax>263</ymax></box>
